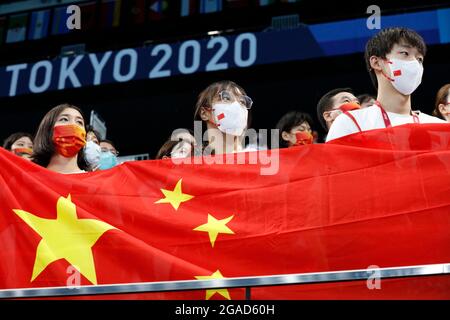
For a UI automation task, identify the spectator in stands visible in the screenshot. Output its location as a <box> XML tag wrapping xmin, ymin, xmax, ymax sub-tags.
<box><xmin>326</xmin><ymin>27</ymin><xmax>446</xmax><ymax>142</ymax></box>
<box><xmin>432</xmin><ymin>84</ymin><xmax>450</xmax><ymax>122</ymax></box>
<box><xmin>316</xmin><ymin>88</ymin><xmax>360</xmax><ymax>133</ymax></box>
<box><xmin>32</xmin><ymin>103</ymin><xmax>88</xmax><ymax>174</ymax></box>
<box><xmin>171</xmin><ymin>128</ymin><xmax>197</xmax><ymax>148</ymax></box>
<box><xmin>275</xmin><ymin>111</ymin><xmax>314</xmax><ymax>148</ymax></box>
<box><xmin>156</xmin><ymin>139</ymin><xmax>194</xmax><ymax>160</ymax></box>
<box><xmin>194</xmin><ymin>80</ymin><xmax>253</xmax><ymax>154</ymax></box>
<box><xmin>357</xmin><ymin>94</ymin><xmax>376</xmax><ymax>108</ymax></box>
<box><xmin>156</xmin><ymin>129</ymin><xmax>196</xmax><ymax>159</ymax></box>
<box><xmin>99</xmin><ymin>139</ymin><xmax>119</xmax><ymax>170</ymax></box>
<box><xmin>84</xmin><ymin>126</ymin><xmax>102</xmax><ymax>171</ymax></box>
<box><xmin>86</xmin><ymin>126</ymin><xmax>101</xmax><ymax>145</ymax></box>
<box><xmin>3</xmin><ymin>132</ymin><xmax>34</xmax><ymax>160</ymax></box>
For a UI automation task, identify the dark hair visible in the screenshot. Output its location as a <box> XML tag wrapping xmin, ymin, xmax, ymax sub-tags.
<box><xmin>99</xmin><ymin>139</ymin><xmax>116</xmax><ymax>148</ymax></box>
<box><xmin>194</xmin><ymin>80</ymin><xmax>251</xmax><ymax>153</ymax></box>
<box><xmin>156</xmin><ymin>128</ymin><xmax>197</xmax><ymax>159</ymax></box>
<box><xmin>155</xmin><ymin>140</ymin><xmax>182</xmax><ymax>159</ymax></box>
<box><xmin>3</xmin><ymin>132</ymin><xmax>33</xmax><ymax>150</ymax></box>
<box><xmin>276</xmin><ymin>111</ymin><xmax>313</xmax><ymax>148</ymax></box>
<box><xmin>167</xmin><ymin>128</ymin><xmax>194</xmax><ymax>140</ymax></box>
<box><xmin>194</xmin><ymin>80</ymin><xmax>248</xmax><ymax>121</ymax></box>
<box><xmin>365</xmin><ymin>27</ymin><xmax>427</xmax><ymax>89</ymax></box>
<box><xmin>86</xmin><ymin>125</ymin><xmax>101</xmax><ymax>142</ymax></box>
<box><xmin>316</xmin><ymin>88</ymin><xmax>353</xmax><ymax>131</ymax></box>
<box><xmin>32</xmin><ymin>103</ymin><xmax>88</xmax><ymax>170</ymax></box>
<box><xmin>357</xmin><ymin>94</ymin><xmax>375</xmax><ymax>105</ymax></box>
<box><xmin>432</xmin><ymin>84</ymin><xmax>450</xmax><ymax>119</ymax></box>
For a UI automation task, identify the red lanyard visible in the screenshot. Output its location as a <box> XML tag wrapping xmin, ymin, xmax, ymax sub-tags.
<box><xmin>374</xmin><ymin>100</ymin><xmax>420</xmax><ymax>128</ymax></box>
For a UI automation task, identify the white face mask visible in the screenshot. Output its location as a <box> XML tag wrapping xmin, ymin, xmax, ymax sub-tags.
<box><xmin>84</xmin><ymin>140</ymin><xmax>101</xmax><ymax>170</ymax></box>
<box><xmin>385</xmin><ymin>58</ymin><xmax>423</xmax><ymax>95</ymax></box>
<box><xmin>212</xmin><ymin>101</ymin><xmax>248</xmax><ymax>136</ymax></box>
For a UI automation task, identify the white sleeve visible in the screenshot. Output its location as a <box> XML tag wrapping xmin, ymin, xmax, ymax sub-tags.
<box><xmin>325</xmin><ymin>113</ymin><xmax>360</xmax><ymax>142</ymax></box>
<box><xmin>419</xmin><ymin>114</ymin><xmax>448</xmax><ymax>123</ymax></box>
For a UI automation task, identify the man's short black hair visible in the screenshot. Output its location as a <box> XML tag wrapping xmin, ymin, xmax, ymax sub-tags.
<box><xmin>100</xmin><ymin>139</ymin><xmax>117</xmax><ymax>150</ymax></box>
<box><xmin>365</xmin><ymin>27</ymin><xmax>427</xmax><ymax>89</ymax></box>
<box><xmin>316</xmin><ymin>88</ymin><xmax>353</xmax><ymax>131</ymax></box>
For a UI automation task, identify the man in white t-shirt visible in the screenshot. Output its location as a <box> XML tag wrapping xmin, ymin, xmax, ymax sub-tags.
<box><xmin>326</xmin><ymin>27</ymin><xmax>447</xmax><ymax>142</ymax></box>
<box><xmin>316</xmin><ymin>88</ymin><xmax>360</xmax><ymax>132</ymax></box>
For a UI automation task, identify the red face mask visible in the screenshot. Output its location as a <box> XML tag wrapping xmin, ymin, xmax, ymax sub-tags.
<box><xmin>12</xmin><ymin>147</ymin><xmax>33</xmax><ymax>156</ymax></box>
<box><xmin>294</xmin><ymin>131</ymin><xmax>313</xmax><ymax>146</ymax></box>
<box><xmin>53</xmin><ymin>125</ymin><xmax>86</xmax><ymax>158</ymax></box>
<box><xmin>339</xmin><ymin>102</ymin><xmax>361</xmax><ymax>112</ymax></box>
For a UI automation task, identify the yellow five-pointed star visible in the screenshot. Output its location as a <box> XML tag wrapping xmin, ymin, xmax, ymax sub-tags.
<box><xmin>154</xmin><ymin>178</ymin><xmax>194</xmax><ymax>211</ymax></box>
<box><xmin>195</xmin><ymin>270</ymin><xmax>231</xmax><ymax>300</ymax></box>
<box><xmin>194</xmin><ymin>214</ymin><xmax>234</xmax><ymax>247</ymax></box>
<box><xmin>13</xmin><ymin>194</ymin><xmax>116</xmax><ymax>285</ymax></box>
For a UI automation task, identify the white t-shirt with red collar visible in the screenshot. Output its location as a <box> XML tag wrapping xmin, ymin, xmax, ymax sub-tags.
<box><xmin>326</xmin><ymin>105</ymin><xmax>447</xmax><ymax>142</ymax></box>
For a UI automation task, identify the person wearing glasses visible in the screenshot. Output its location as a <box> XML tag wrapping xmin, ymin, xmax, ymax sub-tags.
<box><xmin>83</xmin><ymin>126</ymin><xmax>102</xmax><ymax>171</ymax></box>
<box><xmin>316</xmin><ymin>88</ymin><xmax>361</xmax><ymax>134</ymax></box>
<box><xmin>99</xmin><ymin>139</ymin><xmax>119</xmax><ymax>170</ymax></box>
<box><xmin>432</xmin><ymin>84</ymin><xmax>450</xmax><ymax>122</ymax></box>
<box><xmin>194</xmin><ymin>80</ymin><xmax>253</xmax><ymax>155</ymax></box>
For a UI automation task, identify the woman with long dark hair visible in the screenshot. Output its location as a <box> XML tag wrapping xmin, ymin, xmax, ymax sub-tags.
<box><xmin>32</xmin><ymin>103</ymin><xmax>88</xmax><ymax>174</ymax></box>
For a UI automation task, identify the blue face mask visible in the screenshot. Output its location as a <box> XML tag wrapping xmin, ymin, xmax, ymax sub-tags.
<box><xmin>99</xmin><ymin>151</ymin><xmax>118</xmax><ymax>170</ymax></box>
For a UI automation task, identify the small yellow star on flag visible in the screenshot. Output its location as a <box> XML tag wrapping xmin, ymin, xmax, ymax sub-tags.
<box><xmin>195</xmin><ymin>269</ymin><xmax>231</xmax><ymax>300</ymax></box>
<box><xmin>155</xmin><ymin>178</ymin><xmax>194</xmax><ymax>211</ymax></box>
<box><xmin>193</xmin><ymin>214</ymin><xmax>234</xmax><ymax>248</ymax></box>
<box><xmin>13</xmin><ymin>194</ymin><xmax>117</xmax><ymax>285</ymax></box>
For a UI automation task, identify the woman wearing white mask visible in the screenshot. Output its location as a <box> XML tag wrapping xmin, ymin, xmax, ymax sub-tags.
<box><xmin>84</xmin><ymin>126</ymin><xmax>102</xmax><ymax>171</ymax></box>
<box><xmin>326</xmin><ymin>27</ymin><xmax>446</xmax><ymax>142</ymax></box>
<box><xmin>194</xmin><ymin>80</ymin><xmax>253</xmax><ymax>155</ymax></box>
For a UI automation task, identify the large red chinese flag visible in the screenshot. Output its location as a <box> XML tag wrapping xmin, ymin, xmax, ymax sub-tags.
<box><xmin>0</xmin><ymin>123</ymin><xmax>449</xmax><ymax>299</ymax></box>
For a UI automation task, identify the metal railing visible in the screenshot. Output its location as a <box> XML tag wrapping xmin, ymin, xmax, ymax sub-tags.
<box><xmin>0</xmin><ymin>263</ymin><xmax>448</xmax><ymax>299</ymax></box>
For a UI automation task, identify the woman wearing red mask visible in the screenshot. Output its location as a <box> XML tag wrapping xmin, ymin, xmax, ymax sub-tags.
<box><xmin>2</xmin><ymin>132</ymin><xmax>34</xmax><ymax>160</ymax></box>
<box><xmin>275</xmin><ymin>111</ymin><xmax>315</xmax><ymax>148</ymax></box>
<box><xmin>32</xmin><ymin>104</ymin><xmax>88</xmax><ymax>174</ymax></box>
